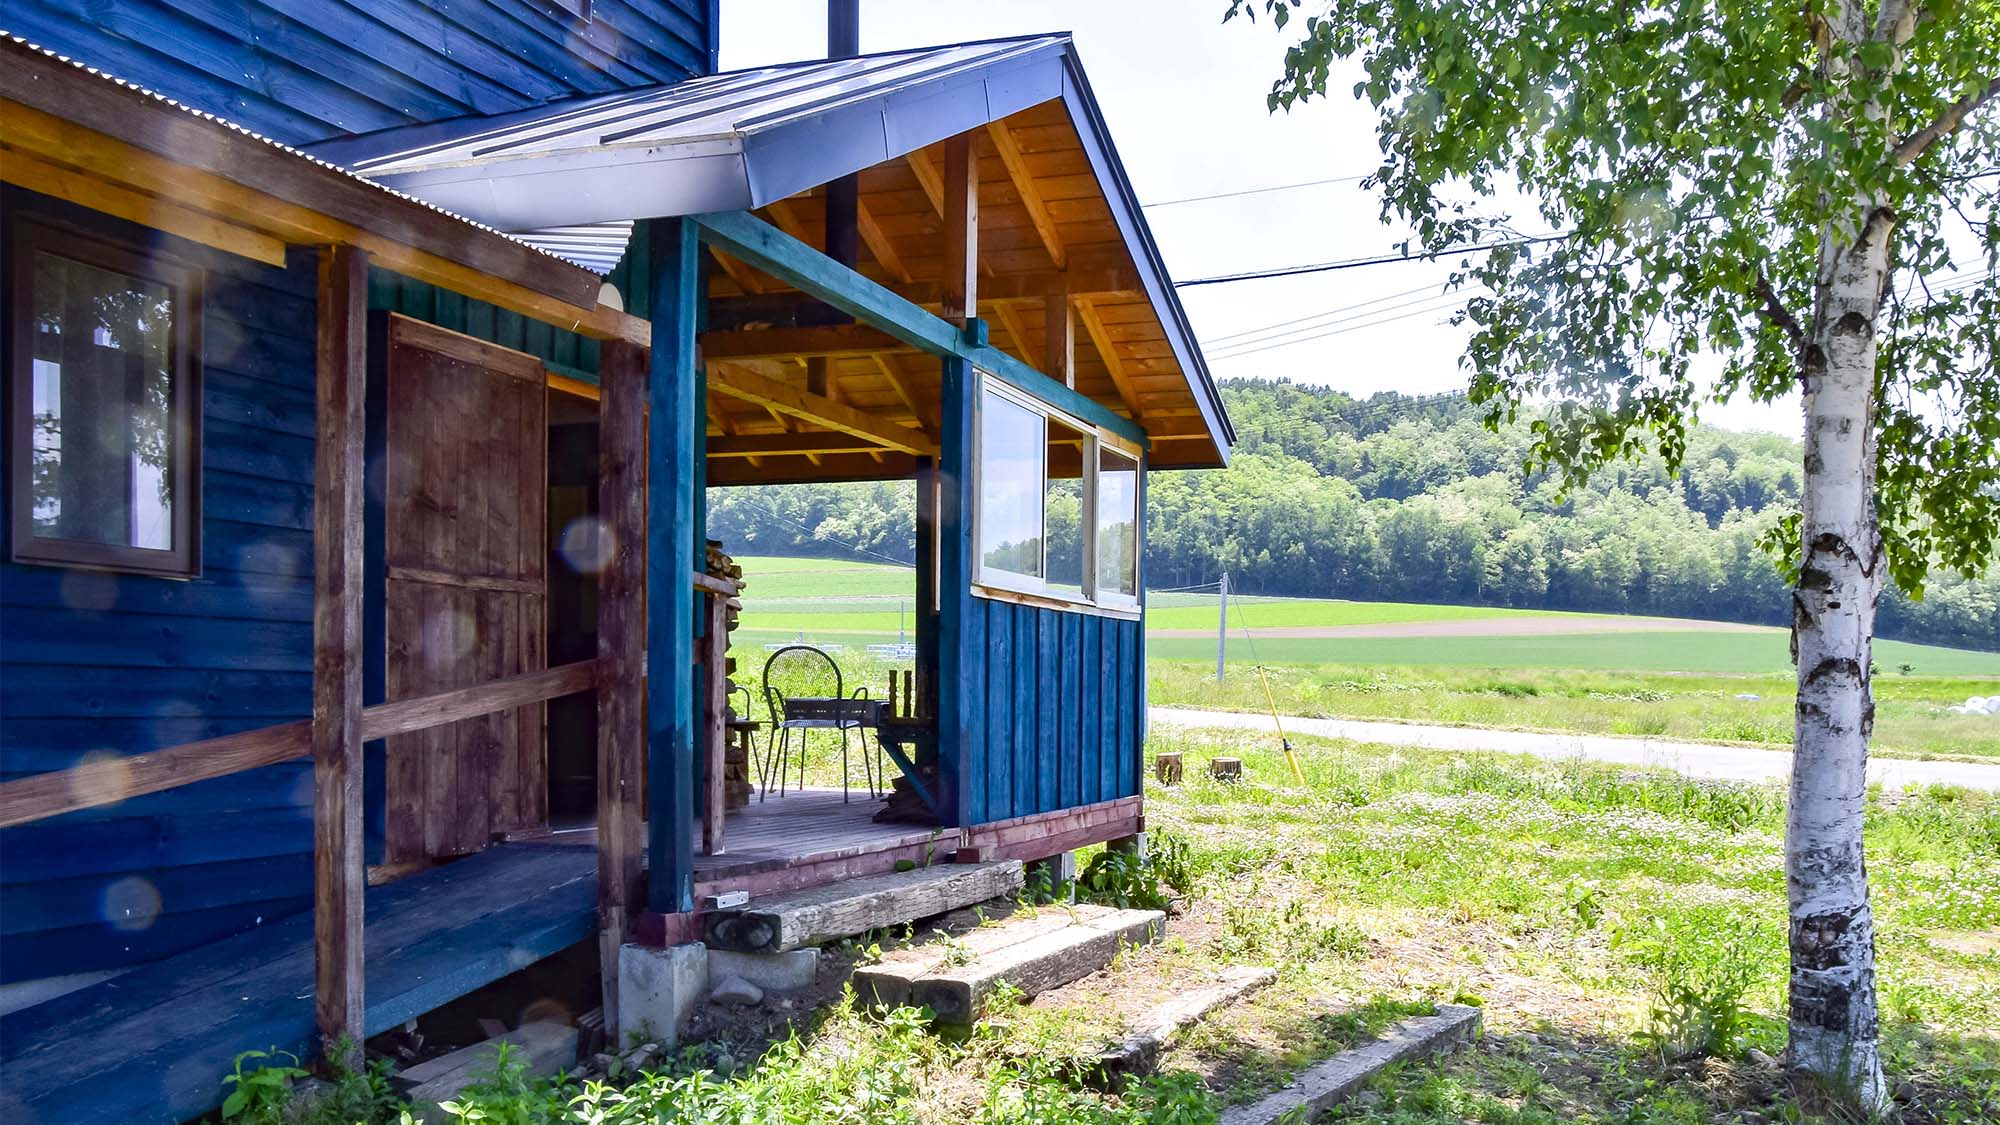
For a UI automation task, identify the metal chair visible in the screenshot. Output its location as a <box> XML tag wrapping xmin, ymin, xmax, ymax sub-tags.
<box><xmin>760</xmin><ymin>644</ymin><xmax>879</xmax><ymax>802</ymax></box>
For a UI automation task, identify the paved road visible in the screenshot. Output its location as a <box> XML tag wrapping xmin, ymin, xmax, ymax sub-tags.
<box><xmin>1149</xmin><ymin>707</ymin><xmax>2000</xmax><ymax>792</ymax></box>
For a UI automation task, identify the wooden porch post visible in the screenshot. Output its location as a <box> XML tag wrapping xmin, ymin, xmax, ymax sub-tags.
<box><xmin>644</xmin><ymin>216</ymin><xmax>703</xmax><ymax>915</ymax></box>
<box><xmin>312</xmin><ymin>244</ymin><xmax>368</xmax><ymax>1062</ymax></box>
<box><xmin>595</xmin><ymin>338</ymin><xmax>647</xmax><ymax>1029</ymax></box>
<box><xmin>935</xmin><ymin>354</ymin><xmax>977</xmax><ymax>829</ymax></box>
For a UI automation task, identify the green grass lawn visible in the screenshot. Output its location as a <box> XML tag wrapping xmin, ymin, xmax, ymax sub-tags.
<box><xmin>249</xmin><ymin>727</ymin><xmax>1999</xmax><ymax>1124</ymax></box>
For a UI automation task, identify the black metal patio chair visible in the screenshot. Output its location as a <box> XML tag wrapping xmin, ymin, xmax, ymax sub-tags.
<box><xmin>759</xmin><ymin>644</ymin><xmax>882</xmax><ymax>802</ymax></box>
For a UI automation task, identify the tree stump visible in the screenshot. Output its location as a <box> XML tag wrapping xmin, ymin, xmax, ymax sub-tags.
<box><xmin>1153</xmin><ymin>752</ymin><xmax>1184</xmax><ymax>786</ymax></box>
<box><xmin>1208</xmin><ymin>757</ymin><xmax>1243</xmax><ymax>782</ymax></box>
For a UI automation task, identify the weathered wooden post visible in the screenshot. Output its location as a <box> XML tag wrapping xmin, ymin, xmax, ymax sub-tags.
<box><xmin>312</xmin><ymin>244</ymin><xmax>368</xmax><ymax>1064</ymax></box>
<box><xmin>594</xmin><ymin>337</ymin><xmax>647</xmax><ymax>1036</ymax></box>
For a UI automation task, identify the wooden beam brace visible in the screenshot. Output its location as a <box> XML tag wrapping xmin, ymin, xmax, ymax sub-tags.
<box><xmin>872</xmin><ymin>354</ymin><xmax>935</xmax><ymax>440</ymax></box>
<box><xmin>986</xmin><ymin>119</ymin><xmax>1066</xmax><ymax>270</ymax></box>
<box><xmin>855</xmin><ymin>198</ymin><xmax>913</xmax><ymax>284</ymax></box>
<box><xmin>1076</xmin><ymin>296</ymin><xmax>1145</xmax><ymax>422</ymax></box>
<box><xmin>708</xmin><ymin>363</ymin><xmax>938</xmax><ymax>456</ymax></box>
<box><xmin>690</xmin><ymin>210</ymin><xmax>1147</xmax><ymax>447</ymax></box>
<box><xmin>313</xmin><ymin>243</ymin><xmax>368</xmax><ymax>1064</ymax></box>
<box><xmin>1046</xmin><ymin>274</ymin><xmax>1076</xmax><ymax>389</ymax></box>
<box><xmin>943</xmin><ymin>132</ymin><xmax>979</xmax><ymax>326</ymax></box>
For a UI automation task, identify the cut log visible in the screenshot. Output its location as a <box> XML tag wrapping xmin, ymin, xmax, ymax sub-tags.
<box><xmin>1154</xmin><ymin>752</ymin><xmax>1184</xmax><ymax>786</ymax></box>
<box><xmin>909</xmin><ymin>906</ymin><xmax>1164</xmax><ymax>1024</ymax></box>
<box><xmin>1095</xmin><ymin>965</ymin><xmax>1276</xmax><ymax>1081</ymax></box>
<box><xmin>703</xmin><ymin>860</ymin><xmax>1024</xmax><ymax>952</ymax></box>
<box><xmin>1209</xmin><ymin>757</ymin><xmax>1243</xmax><ymax>782</ymax></box>
<box><xmin>852</xmin><ymin>908</ymin><xmax>1079</xmax><ymax>1009</ymax></box>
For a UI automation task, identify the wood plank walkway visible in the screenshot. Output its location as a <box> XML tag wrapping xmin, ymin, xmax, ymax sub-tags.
<box><xmin>0</xmin><ymin>844</ymin><xmax>595</xmax><ymax>1125</ymax></box>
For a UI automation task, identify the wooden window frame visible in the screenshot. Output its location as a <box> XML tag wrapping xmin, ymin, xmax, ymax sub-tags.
<box><xmin>7</xmin><ymin>213</ymin><xmax>204</xmax><ymax>578</ymax></box>
<box><xmin>971</xmin><ymin>371</ymin><xmax>1142</xmax><ymax>621</ymax></box>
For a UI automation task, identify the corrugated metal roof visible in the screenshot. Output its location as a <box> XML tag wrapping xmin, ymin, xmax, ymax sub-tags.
<box><xmin>305</xmin><ymin>35</ymin><xmax>1070</xmax><ymax>233</ymax></box>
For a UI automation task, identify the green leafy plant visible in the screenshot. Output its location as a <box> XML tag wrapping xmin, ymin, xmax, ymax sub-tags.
<box><xmin>221</xmin><ymin>1049</ymin><xmax>308</xmax><ymax>1123</ymax></box>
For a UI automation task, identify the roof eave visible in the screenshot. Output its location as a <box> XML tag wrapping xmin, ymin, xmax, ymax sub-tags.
<box><xmin>1057</xmin><ymin>49</ymin><xmax>1234</xmax><ymax>470</ymax></box>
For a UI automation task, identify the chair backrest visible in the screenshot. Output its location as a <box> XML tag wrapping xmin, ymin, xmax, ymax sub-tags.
<box><xmin>762</xmin><ymin>644</ymin><xmax>843</xmax><ymax>723</ymax></box>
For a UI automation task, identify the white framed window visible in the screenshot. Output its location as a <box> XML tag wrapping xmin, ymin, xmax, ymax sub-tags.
<box><xmin>972</xmin><ymin>373</ymin><xmax>1142</xmax><ymax>615</ymax></box>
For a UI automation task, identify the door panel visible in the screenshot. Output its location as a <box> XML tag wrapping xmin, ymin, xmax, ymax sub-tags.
<box><xmin>381</xmin><ymin>315</ymin><xmax>548</xmax><ymax>862</ymax></box>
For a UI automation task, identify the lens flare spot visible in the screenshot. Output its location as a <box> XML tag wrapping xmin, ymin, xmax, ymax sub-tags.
<box><xmin>69</xmin><ymin>750</ymin><xmax>134</xmax><ymax>811</ymax></box>
<box><xmin>102</xmin><ymin>875</ymin><xmax>162</xmax><ymax>932</ymax></box>
<box><xmin>558</xmin><ymin>516</ymin><xmax>614</xmax><ymax>575</ymax></box>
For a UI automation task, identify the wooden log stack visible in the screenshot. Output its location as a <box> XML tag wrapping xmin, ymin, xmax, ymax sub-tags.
<box><xmin>706</xmin><ymin>540</ymin><xmax>754</xmax><ymax>810</ymax></box>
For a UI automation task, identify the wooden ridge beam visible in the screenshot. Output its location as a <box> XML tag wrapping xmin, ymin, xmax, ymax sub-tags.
<box><xmin>708</xmin><ymin>361</ymin><xmax>939</xmax><ymax>457</ymax></box>
<box><xmin>700</xmin><ymin>323</ymin><xmax>909</xmax><ymax>362</ymax></box>
<box><xmin>986</xmin><ymin>119</ymin><xmax>1066</xmax><ymax>270</ymax></box>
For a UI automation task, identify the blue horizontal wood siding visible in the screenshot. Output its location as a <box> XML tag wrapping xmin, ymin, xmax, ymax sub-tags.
<box><xmin>0</xmin><ymin>189</ymin><xmax>320</xmax><ymax>983</ymax></box>
<box><xmin>956</xmin><ymin>598</ymin><xmax>1143</xmax><ymax>826</ymax></box>
<box><xmin>7</xmin><ymin>0</ymin><xmax>713</xmax><ymax>146</ymax></box>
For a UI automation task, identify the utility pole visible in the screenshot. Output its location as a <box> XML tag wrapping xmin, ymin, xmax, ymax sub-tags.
<box><xmin>1216</xmin><ymin>572</ymin><xmax>1228</xmax><ymax>682</ymax></box>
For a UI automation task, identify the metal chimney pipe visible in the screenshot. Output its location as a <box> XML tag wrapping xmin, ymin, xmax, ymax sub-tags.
<box><xmin>824</xmin><ymin>0</ymin><xmax>861</xmax><ymax>271</ymax></box>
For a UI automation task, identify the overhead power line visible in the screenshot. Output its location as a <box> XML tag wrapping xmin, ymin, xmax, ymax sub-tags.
<box><xmin>1200</xmin><ymin>278</ymin><xmax>1477</xmax><ymax>347</ymax></box>
<box><xmin>1210</xmin><ymin>292</ymin><xmax>1477</xmax><ymax>360</ymax></box>
<box><xmin>1142</xmin><ymin>174</ymin><xmax>1372</xmax><ymax>209</ymax></box>
<box><xmin>1174</xmin><ymin>233</ymin><xmax>1572</xmax><ymax>288</ymax></box>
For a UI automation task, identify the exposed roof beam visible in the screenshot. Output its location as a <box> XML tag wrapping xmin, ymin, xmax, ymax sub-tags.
<box><xmin>708</xmin><ymin>362</ymin><xmax>938</xmax><ymax>457</ymax></box>
<box><xmin>905</xmin><ymin>149</ymin><xmax>945</xmax><ymax>217</ymax></box>
<box><xmin>985</xmin><ymin>119</ymin><xmax>1066</xmax><ymax>270</ymax></box>
<box><xmin>709</xmin><ymin>246</ymin><xmax>766</xmax><ymax>294</ymax></box>
<box><xmin>701</xmin><ymin>323</ymin><xmax>906</xmax><ymax>362</ymax></box>
<box><xmin>764</xmin><ymin>197</ymin><xmax>812</xmax><ymax>242</ymax></box>
<box><xmin>1075</xmin><ymin>296</ymin><xmax>1145</xmax><ymax>422</ymax></box>
<box><xmin>871</xmin><ymin>354</ymin><xmax>935</xmax><ymax>440</ymax></box>
<box><xmin>709</xmin><ymin>433</ymin><xmax>899</xmax><ymax>458</ymax></box>
<box><xmin>989</xmin><ymin>301</ymin><xmax>1032</xmax><ymax>363</ymax></box>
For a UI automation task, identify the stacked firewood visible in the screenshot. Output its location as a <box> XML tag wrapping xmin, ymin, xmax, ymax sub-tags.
<box><xmin>706</xmin><ymin>539</ymin><xmax>754</xmax><ymax>809</ymax></box>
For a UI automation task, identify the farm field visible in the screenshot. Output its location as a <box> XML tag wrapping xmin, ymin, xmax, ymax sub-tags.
<box><xmin>728</xmin><ymin>557</ymin><xmax>2000</xmax><ymax>761</ymax></box>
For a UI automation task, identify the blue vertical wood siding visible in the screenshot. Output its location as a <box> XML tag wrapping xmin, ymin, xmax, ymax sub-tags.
<box><xmin>0</xmin><ymin>189</ymin><xmax>319</xmax><ymax>982</ymax></box>
<box><xmin>6</xmin><ymin>0</ymin><xmax>714</xmax><ymax>146</ymax></box>
<box><xmin>949</xmin><ymin>598</ymin><xmax>1144</xmax><ymax>827</ymax></box>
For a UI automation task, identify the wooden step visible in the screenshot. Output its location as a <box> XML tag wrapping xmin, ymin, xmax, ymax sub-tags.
<box><xmin>702</xmin><ymin>860</ymin><xmax>1024</xmax><ymax>953</ymax></box>
<box><xmin>852</xmin><ymin>908</ymin><xmax>1081</xmax><ymax>1009</ymax></box>
<box><xmin>875</xmin><ymin>905</ymin><xmax>1164</xmax><ymax>1024</ymax></box>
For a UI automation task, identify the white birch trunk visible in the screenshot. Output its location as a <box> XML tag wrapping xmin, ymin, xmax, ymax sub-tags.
<box><xmin>1788</xmin><ymin>7</ymin><xmax>1890</xmax><ymax>1103</ymax></box>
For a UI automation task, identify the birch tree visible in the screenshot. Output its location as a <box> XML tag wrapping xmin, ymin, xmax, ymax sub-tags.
<box><xmin>1226</xmin><ymin>0</ymin><xmax>1999</xmax><ymax>1107</ymax></box>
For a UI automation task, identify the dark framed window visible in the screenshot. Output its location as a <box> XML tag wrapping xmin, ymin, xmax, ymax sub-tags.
<box><xmin>8</xmin><ymin>217</ymin><xmax>202</xmax><ymax>577</ymax></box>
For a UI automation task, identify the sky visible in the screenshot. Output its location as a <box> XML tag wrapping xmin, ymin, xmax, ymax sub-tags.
<box><xmin>718</xmin><ymin>0</ymin><xmax>1803</xmax><ymax>436</ymax></box>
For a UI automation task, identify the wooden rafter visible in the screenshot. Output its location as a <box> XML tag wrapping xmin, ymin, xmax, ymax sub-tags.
<box><xmin>872</xmin><ymin>353</ymin><xmax>934</xmax><ymax>439</ymax></box>
<box><xmin>989</xmin><ymin>301</ymin><xmax>1033</xmax><ymax>363</ymax></box>
<box><xmin>1075</xmin><ymin>297</ymin><xmax>1145</xmax><ymax>421</ymax></box>
<box><xmin>986</xmin><ymin>119</ymin><xmax>1066</xmax><ymax>270</ymax></box>
<box><xmin>855</xmin><ymin>198</ymin><xmax>913</xmax><ymax>284</ymax></box>
<box><xmin>709</xmin><ymin>362</ymin><xmax>938</xmax><ymax>457</ymax></box>
<box><xmin>905</xmin><ymin>149</ymin><xmax>946</xmax><ymax>216</ymax></box>
<box><xmin>764</xmin><ymin>197</ymin><xmax>812</xmax><ymax>242</ymax></box>
<box><xmin>710</xmin><ymin>433</ymin><xmax>900</xmax><ymax>458</ymax></box>
<box><xmin>708</xmin><ymin>246</ymin><xmax>766</xmax><ymax>294</ymax></box>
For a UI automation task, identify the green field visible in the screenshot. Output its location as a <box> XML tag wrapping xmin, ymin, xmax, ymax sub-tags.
<box><xmin>728</xmin><ymin>555</ymin><xmax>2000</xmax><ymax>759</ymax></box>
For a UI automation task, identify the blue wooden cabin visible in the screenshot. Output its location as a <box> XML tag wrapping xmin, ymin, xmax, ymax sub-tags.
<box><xmin>0</xmin><ymin>5</ymin><xmax>1231</xmax><ymax>1120</ymax></box>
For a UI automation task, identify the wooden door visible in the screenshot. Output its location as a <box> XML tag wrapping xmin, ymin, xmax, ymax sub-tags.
<box><xmin>381</xmin><ymin>315</ymin><xmax>549</xmax><ymax>862</ymax></box>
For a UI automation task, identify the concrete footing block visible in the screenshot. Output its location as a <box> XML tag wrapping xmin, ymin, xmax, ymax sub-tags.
<box><xmin>706</xmin><ymin>947</ymin><xmax>818</xmax><ymax>993</ymax></box>
<box><xmin>616</xmin><ymin>942</ymin><xmax>707</xmax><ymax>1047</ymax></box>
<box><xmin>1218</xmin><ymin>1004</ymin><xmax>1483</xmax><ymax>1125</ymax></box>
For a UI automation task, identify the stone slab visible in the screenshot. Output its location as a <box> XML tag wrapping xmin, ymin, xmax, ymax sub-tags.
<box><xmin>1218</xmin><ymin>1004</ymin><xmax>1483</xmax><ymax>1125</ymax></box>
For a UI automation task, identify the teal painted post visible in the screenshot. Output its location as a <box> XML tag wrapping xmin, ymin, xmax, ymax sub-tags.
<box><xmin>935</xmin><ymin>350</ymin><xmax>977</xmax><ymax>829</ymax></box>
<box><xmin>645</xmin><ymin>217</ymin><xmax>701</xmax><ymax>915</ymax></box>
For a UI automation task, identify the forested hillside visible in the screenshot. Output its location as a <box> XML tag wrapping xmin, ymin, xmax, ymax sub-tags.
<box><xmin>706</xmin><ymin>380</ymin><xmax>1999</xmax><ymax>651</ymax></box>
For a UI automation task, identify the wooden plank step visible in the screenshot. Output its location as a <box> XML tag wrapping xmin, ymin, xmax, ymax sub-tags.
<box><xmin>907</xmin><ymin>906</ymin><xmax>1165</xmax><ymax>1024</ymax></box>
<box><xmin>852</xmin><ymin>907</ymin><xmax>1084</xmax><ymax>1009</ymax></box>
<box><xmin>702</xmin><ymin>860</ymin><xmax>1024</xmax><ymax>953</ymax></box>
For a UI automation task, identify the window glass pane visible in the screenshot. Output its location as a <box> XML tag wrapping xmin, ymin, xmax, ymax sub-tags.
<box><xmin>1045</xmin><ymin>419</ymin><xmax>1087</xmax><ymax>599</ymax></box>
<box><xmin>978</xmin><ymin>387</ymin><xmax>1044</xmax><ymax>581</ymax></box>
<box><xmin>1096</xmin><ymin>447</ymin><xmax>1138</xmax><ymax>599</ymax></box>
<box><xmin>28</xmin><ymin>251</ymin><xmax>178</xmax><ymax>552</ymax></box>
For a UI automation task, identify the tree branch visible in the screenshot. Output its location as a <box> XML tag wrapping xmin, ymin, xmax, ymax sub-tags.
<box><xmin>1754</xmin><ymin>268</ymin><xmax>1806</xmax><ymax>353</ymax></box>
<box><xmin>1895</xmin><ymin>77</ymin><xmax>2000</xmax><ymax>166</ymax></box>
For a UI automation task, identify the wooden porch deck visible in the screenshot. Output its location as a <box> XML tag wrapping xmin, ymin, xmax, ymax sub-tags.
<box><xmin>0</xmin><ymin>792</ymin><xmax>929</xmax><ymax>1124</ymax></box>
